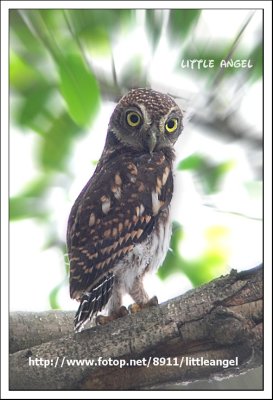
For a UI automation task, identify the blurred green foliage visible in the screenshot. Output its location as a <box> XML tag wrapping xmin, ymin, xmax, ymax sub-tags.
<box><xmin>10</xmin><ymin>9</ymin><xmax>262</xmax><ymax>308</ymax></box>
<box><xmin>168</xmin><ymin>9</ymin><xmax>201</xmax><ymax>41</ymax></box>
<box><xmin>58</xmin><ymin>53</ymin><xmax>100</xmax><ymax>126</ymax></box>
<box><xmin>158</xmin><ymin>222</ymin><xmax>230</xmax><ymax>286</ymax></box>
<box><xmin>178</xmin><ymin>154</ymin><xmax>234</xmax><ymax>194</ymax></box>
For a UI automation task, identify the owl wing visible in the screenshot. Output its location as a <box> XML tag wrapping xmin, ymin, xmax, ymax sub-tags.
<box><xmin>67</xmin><ymin>150</ymin><xmax>173</xmax><ymax>328</ymax></box>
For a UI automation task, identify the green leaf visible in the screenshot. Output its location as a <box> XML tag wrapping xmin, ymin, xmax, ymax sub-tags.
<box><xmin>204</xmin><ymin>160</ymin><xmax>234</xmax><ymax>194</ymax></box>
<box><xmin>65</xmin><ymin>10</ymin><xmax>134</xmax><ymax>55</ymax></box>
<box><xmin>9</xmin><ymin>196</ymin><xmax>48</xmax><ymax>221</ymax></box>
<box><xmin>168</xmin><ymin>9</ymin><xmax>201</xmax><ymax>41</ymax></box>
<box><xmin>58</xmin><ymin>53</ymin><xmax>100</xmax><ymax>127</ymax></box>
<box><xmin>145</xmin><ymin>10</ymin><xmax>164</xmax><ymax>51</ymax></box>
<box><xmin>16</xmin><ymin>83</ymin><xmax>53</xmax><ymax>127</ymax></box>
<box><xmin>120</xmin><ymin>55</ymin><xmax>148</xmax><ymax>89</ymax></box>
<box><xmin>22</xmin><ymin>176</ymin><xmax>52</xmax><ymax>197</ymax></box>
<box><xmin>159</xmin><ymin>222</ymin><xmax>229</xmax><ymax>286</ymax></box>
<box><xmin>178</xmin><ymin>153</ymin><xmax>234</xmax><ymax>194</ymax></box>
<box><xmin>9</xmin><ymin>176</ymin><xmax>52</xmax><ymax>221</ymax></box>
<box><xmin>38</xmin><ymin>113</ymin><xmax>81</xmax><ymax>171</ymax></box>
<box><xmin>10</xmin><ymin>10</ymin><xmax>43</xmax><ymax>54</ymax></box>
<box><xmin>177</xmin><ymin>154</ymin><xmax>204</xmax><ymax>170</ymax></box>
<box><xmin>10</xmin><ymin>52</ymin><xmax>40</xmax><ymax>92</ymax></box>
<box><xmin>49</xmin><ymin>282</ymin><xmax>62</xmax><ymax>309</ymax></box>
<box><xmin>181</xmin><ymin>226</ymin><xmax>230</xmax><ymax>286</ymax></box>
<box><xmin>39</xmin><ymin>9</ymin><xmax>65</xmax><ymax>32</ymax></box>
<box><xmin>70</xmin><ymin>9</ymin><xmax>133</xmax><ymax>38</ymax></box>
<box><xmin>157</xmin><ymin>222</ymin><xmax>184</xmax><ymax>280</ymax></box>
<box><xmin>181</xmin><ymin>254</ymin><xmax>227</xmax><ymax>287</ymax></box>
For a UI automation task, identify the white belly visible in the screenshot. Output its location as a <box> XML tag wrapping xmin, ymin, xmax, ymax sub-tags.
<box><xmin>114</xmin><ymin>208</ymin><xmax>172</xmax><ymax>294</ymax></box>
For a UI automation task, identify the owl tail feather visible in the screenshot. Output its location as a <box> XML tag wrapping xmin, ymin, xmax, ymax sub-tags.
<box><xmin>74</xmin><ymin>273</ymin><xmax>114</xmax><ymax>332</ymax></box>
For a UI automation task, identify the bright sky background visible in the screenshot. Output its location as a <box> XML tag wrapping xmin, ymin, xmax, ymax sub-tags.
<box><xmin>9</xmin><ymin>9</ymin><xmax>263</xmax><ymax>312</ymax></box>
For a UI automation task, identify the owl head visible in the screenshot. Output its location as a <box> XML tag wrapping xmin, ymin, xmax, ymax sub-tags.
<box><xmin>107</xmin><ymin>88</ymin><xmax>183</xmax><ymax>153</ymax></box>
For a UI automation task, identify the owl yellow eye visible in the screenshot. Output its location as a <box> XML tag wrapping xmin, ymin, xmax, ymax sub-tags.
<box><xmin>126</xmin><ymin>112</ymin><xmax>141</xmax><ymax>127</ymax></box>
<box><xmin>165</xmin><ymin>118</ymin><xmax>178</xmax><ymax>133</ymax></box>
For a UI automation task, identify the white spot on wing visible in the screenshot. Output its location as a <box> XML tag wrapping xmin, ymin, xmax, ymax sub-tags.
<box><xmin>128</xmin><ymin>175</ymin><xmax>136</xmax><ymax>183</ymax></box>
<box><xmin>162</xmin><ymin>166</ymin><xmax>170</xmax><ymax>186</ymax></box>
<box><xmin>101</xmin><ymin>198</ymin><xmax>111</xmax><ymax>214</ymax></box>
<box><xmin>89</xmin><ymin>213</ymin><xmax>96</xmax><ymax>226</ymax></box>
<box><xmin>114</xmin><ymin>186</ymin><xmax>121</xmax><ymax>200</ymax></box>
<box><xmin>115</xmin><ymin>173</ymin><xmax>122</xmax><ymax>186</ymax></box>
<box><xmin>151</xmin><ymin>191</ymin><xmax>161</xmax><ymax>215</ymax></box>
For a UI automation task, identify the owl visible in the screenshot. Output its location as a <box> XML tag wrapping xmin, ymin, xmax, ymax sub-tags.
<box><xmin>67</xmin><ymin>88</ymin><xmax>183</xmax><ymax>332</ymax></box>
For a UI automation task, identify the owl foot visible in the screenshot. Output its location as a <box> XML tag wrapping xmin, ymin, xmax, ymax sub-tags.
<box><xmin>129</xmin><ymin>295</ymin><xmax>158</xmax><ymax>314</ymax></box>
<box><xmin>96</xmin><ymin>306</ymin><xmax>129</xmax><ymax>325</ymax></box>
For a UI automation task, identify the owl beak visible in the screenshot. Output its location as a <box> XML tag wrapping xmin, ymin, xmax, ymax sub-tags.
<box><xmin>147</xmin><ymin>130</ymin><xmax>157</xmax><ymax>154</ymax></box>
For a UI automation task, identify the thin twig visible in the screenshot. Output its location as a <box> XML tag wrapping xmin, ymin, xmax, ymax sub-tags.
<box><xmin>211</xmin><ymin>11</ymin><xmax>255</xmax><ymax>88</ymax></box>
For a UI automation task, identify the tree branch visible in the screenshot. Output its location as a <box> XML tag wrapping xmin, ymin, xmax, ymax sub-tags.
<box><xmin>9</xmin><ymin>310</ymin><xmax>75</xmax><ymax>354</ymax></box>
<box><xmin>9</xmin><ymin>265</ymin><xmax>263</xmax><ymax>390</ymax></box>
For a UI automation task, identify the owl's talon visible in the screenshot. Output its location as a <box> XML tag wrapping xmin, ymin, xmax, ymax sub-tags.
<box><xmin>129</xmin><ymin>296</ymin><xmax>159</xmax><ymax>314</ymax></box>
<box><xmin>128</xmin><ymin>303</ymin><xmax>142</xmax><ymax>314</ymax></box>
<box><xmin>118</xmin><ymin>305</ymin><xmax>130</xmax><ymax>317</ymax></box>
<box><xmin>96</xmin><ymin>306</ymin><xmax>129</xmax><ymax>325</ymax></box>
<box><xmin>146</xmin><ymin>295</ymin><xmax>159</xmax><ymax>307</ymax></box>
<box><xmin>96</xmin><ymin>314</ymin><xmax>114</xmax><ymax>325</ymax></box>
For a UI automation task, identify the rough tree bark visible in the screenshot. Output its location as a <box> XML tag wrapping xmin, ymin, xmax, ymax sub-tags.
<box><xmin>9</xmin><ymin>265</ymin><xmax>263</xmax><ymax>391</ymax></box>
